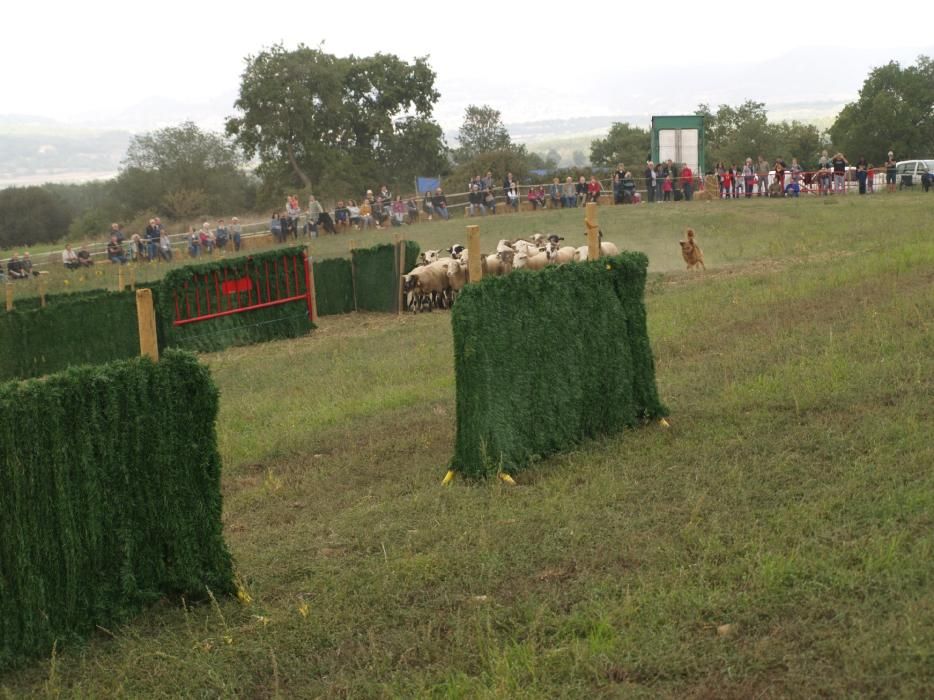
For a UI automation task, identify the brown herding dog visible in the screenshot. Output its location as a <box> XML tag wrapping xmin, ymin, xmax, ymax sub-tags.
<box><xmin>679</xmin><ymin>228</ymin><xmax>705</xmax><ymax>270</ymax></box>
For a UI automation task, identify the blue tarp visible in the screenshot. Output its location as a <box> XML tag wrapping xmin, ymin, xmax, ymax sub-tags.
<box><xmin>416</xmin><ymin>176</ymin><xmax>441</xmax><ymax>195</ymax></box>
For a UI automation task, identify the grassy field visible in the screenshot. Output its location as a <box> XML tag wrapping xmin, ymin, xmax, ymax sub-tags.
<box><xmin>2</xmin><ymin>195</ymin><xmax>932</xmax><ymax>697</ymax></box>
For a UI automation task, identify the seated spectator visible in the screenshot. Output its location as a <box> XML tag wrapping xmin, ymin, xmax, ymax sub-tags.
<box><xmin>271</xmin><ymin>212</ymin><xmax>283</xmax><ymax>243</ymax></box>
<box><xmin>391</xmin><ymin>195</ymin><xmax>406</xmax><ymax>226</ymax></box>
<box><xmin>587</xmin><ymin>175</ymin><xmax>602</xmax><ymax>203</ymax></box>
<box><xmin>431</xmin><ymin>188</ymin><xmax>450</xmax><ymax>220</ymax></box>
<box><xmin>576</xmin><ymin>176</ymin><xmax>588</xmax><ymax>206</ymax></box>
<box><xmin>62</xmin><ymin>244</ymin><xmax>80</xmax><ymax>270</ymax></box>
<box><xmin>483</xmin><ymin>187</ymin><xmax>497</xmax><ymax>214</ymax></box>
<box><xmin>373</xmin><ymin>197</ymin><xmax>388</xmax><ymax>228</ymax></box>
<box><xmin>468</xmin><ymin>185</ymin><xmax>486</xmax><ymax>216</ymax></box>
<box><xmin>784</xmin><ymin>181</ymin><xmax>800</xmax><ymax>198</ymax></box>
<box><xmin>406</xmin><ymin>197</ymin><xmax>419</xmax><ymax>224</ymax></box>
<box><xmin>215</xmin><ymin>219</ymin><xmax>229</xmax><ymax>251</ymax></box>
<box><xmin>21</xmin><ymin>251</ymin><xmax>37</xmax><ymax>276</ymax></box>
<box><xmin>347</xmin><ymin>200</ymin><xmax>362</xmax><ymax>230</ymax></box>
<box><xmin>130</xmin><ymin>233</ymin><xmax>144</xmax><ymax>261</ymax></box>
<box><xmin>506</xmin><ymin>181</ymin><xmax>519</xmax><ymax>211</ymax></box>
<box><xmin>7</xmin><ymin>253</ymin><xmax>29</xmax><ymax>279</ymax></box>
<box><xmin>421</xmin><ymin>191</ymin><xmax>434</xmax><ymax>220</ymax></box>
<box><xmin>231</xmin><ymin>218</ymin><xmax>242</xmax><ymax>251</ymax></box>
<box><xmin>77</xmin><ymin>244</ymin><xmax>94</xmax><ymax>266</ymax></box>
<box><xmin>359</xmin><ymin>199</ymin><xmax>375</xmax><ymax>229</ymax></box>
<box><xmin>199</xmin><ymin>223</ymin><xmax>215</xmax><ymax>254</ymax></box>
<box><xmin>334</xmin><ymin>200</ymin><xmax>351</xmax><ymax>231</ymax></box>
<box><xmin>621</xmin><ymin>172</ymin><xmax>636</xmax><ymax>203</ymax></box>
<box><xmin>187</xmin><ymin>226</ymin><xmax>201</xmax><ymax>258</ymax></box>
<box><xmin>527</xmin><ymin>186</ymin><xmax>544</xmax><ymax>210</ymax></box>
<box><xmin>549</xmin><ymin>178</ymin><xmax>562</xmax><ymax>208</ymax></box>
<box><xmin>107</xmin><ymin>236</ymin><xmax>128</xmax><ymax>264</ymax></box>
<box><xmin>563</xmin><ymin>176</ymin><xmax>576</xmax><ymax>208</ymax></box>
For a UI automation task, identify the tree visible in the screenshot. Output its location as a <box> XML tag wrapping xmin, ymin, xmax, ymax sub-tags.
<box><xmin>696</xmin><ymin>101</ymin><xmax>772</xmax><ymax>167</ymax></box>
<box><xmin>114</xmin><ymin>121</ymin><xmax>249</xmax><ymax>218</ymax></box>
<box><xmin>545</xmin><ymin>149</ymin><xmax>562</xmax><ymax>168</ymax></box>
<box><xmin>590</xmin><ymin>122</ymin><xmax>651</xmax><ymax>168</ymax></box>
<box><xmin>0</xmin><ymin>186</ymin><xmax>72</xmax><ymax>248</ymax></box>
<box><xmin>571</xmin><ymin>150</ymin><xmax>588</xmax><ymax>167</ymax></box>
<box><xmin>226</xmin><ymin>44</ymin><xmax>445</xmax><ymax>198</ymax></box>
<box><xmin>454</xmin><ymin>105</ymin><xmax>513</xmax><ymax>163</ymax></box>
<box><xmin>830</xmin><ymin>55</ymin><xmax>934</xmax><ymax>160</ymax></box>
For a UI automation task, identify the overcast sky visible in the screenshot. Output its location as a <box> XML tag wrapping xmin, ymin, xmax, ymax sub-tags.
<box><xmin>3</xmin><ymin>1</ymin><xmax>933</xmax><ymax>132</ymax></box>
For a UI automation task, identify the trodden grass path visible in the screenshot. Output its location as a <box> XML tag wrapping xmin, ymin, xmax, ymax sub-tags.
<box><xmin>2</xmin><ymin>197</ymin><xmax>932</xmax><ymax>697</ymax></box>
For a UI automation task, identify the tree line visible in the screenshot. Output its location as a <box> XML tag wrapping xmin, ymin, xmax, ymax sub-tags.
<box><xmin>1</xmin><ymin>50</ymin><xmax>930</xmax><ymax>251</ymax></box>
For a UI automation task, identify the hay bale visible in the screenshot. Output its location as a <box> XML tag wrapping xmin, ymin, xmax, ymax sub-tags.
<box><xmin>696</xmin><ymin>175</ymin><xmax>719</xmax><ymax>201</ymax></box>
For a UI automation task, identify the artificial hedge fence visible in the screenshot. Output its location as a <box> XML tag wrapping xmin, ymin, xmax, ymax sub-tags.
<box><xmin>153</xmin><ymin>245</ymin><xmax>315</xmax><ymax>353</ymax></box>
<box><xmin>0</xmin><ymin>289</ymin><xmax>139</xmax><ymax>382</ymax></box>
<box><xmin>449</xmin><ymin>252</ymin><xmax>668</xmax><ymax>478</ymax></box>
<box><xmin>352</xmin><ymin>241</ymin><xmax>420</xmax><ymax>312</ymax></box>
<box><xmin>312</xmin><ymin>257</ymin><xmax>355</xmax><ymax>316</ymax></box>
<box><xmin>0</xmin><ymin>350</ymin><xmax>233</xmax><ymax>671</ymax></box>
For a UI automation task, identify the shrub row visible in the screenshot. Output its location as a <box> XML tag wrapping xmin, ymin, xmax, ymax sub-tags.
<box><xmin>0</xmin><ymin>350</ymin><xmax>233</xmax><ymax>671</ymax></box>
<box><xmin>449</xmin><ymin>253</ymin><xmax>668</xmax><ymax>478</ymax></box>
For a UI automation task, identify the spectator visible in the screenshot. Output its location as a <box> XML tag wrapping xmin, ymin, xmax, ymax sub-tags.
<box><xmin>562</xmin><ymin>176</ymin><xmax>576</xmax><ymax>208</ymax></box>
<box><xmin>721</xmin><ymin>166</ymin><xmax>733</xmax><ymax>199</ymax></box>
<box><xmin>21</xmin><ymin>251</ymin><xmax>36</xmax><ymax>275</ymax></box>
<box><xmin>199</xmin><ymin>223</ymin><xmax>215</xmax><ymax>254</ymax></box>
<box><xmin>231</xmin><ymin>217</ymin><xmax>242</xmax><ymax>252</ymax></box>
<box><xmin>773</xmin><ymin>158</ymin><xmax>786</xmax><ymax>192</ymax></box>
<box><xmin>159</xmin><ymin>228</ymin><xmax>173</xmax><ymax>261</ymax></box>
<box><xmin>215</xmin><ymin>219</ymin><xmax>229</xmax><ymax>251</ymax></box>
<box><xmin>784</xmin><ymin>181</ymin><xmax>800</xmax><ymax>198</ymax></box>
<box><xmin>681</xmin><ymin>164</ymin><xmax>693</xmax><ymax>201</ymax></box>
<box><xmin>432</xmin><ymin>188</ymin><xmax>450</xmax><ymax>220</ymax></box>
<box><xmin>130</xmin><ymin>233</ymin><xmax>144</xmax><ymax>261</ymax></box>
<box><xmin>77</xmin><ymin>244</ymin><xmax>93</xmax><ymax>267</ymax></box>
<box><xmin>662</xmin><ymin>174</ymin><xmax>673</xmax><ymax>201</ymax></box>
<box><xmin>271</xmin><ymin>212</ymin><xmax>283</xmax><ymax>243</ymax></box>
<box><xmin>378</xmin><ymin>184</ymin><xmax>392</xmax><ymax>202</ymax></box>
<box><xmin>831</xmin><ymin>152</ymin><xmax>848</xmax><ymax>193</ymax></box>
<box><xmin>307</xmin><ymin>195</ymin><xmax>324</xmax><ymax>237</ymax></box>
<box><xmin>527</xmin><ymin>185</ymin><xmax>545</xmax><ymax>210</ymax></box>
<box><xmin>109</xmin><ymin>222</ymin><xmax>124</xmax><ymax>244</ymax></box>
<box><xmin>145</xmin><ymin>219</ymin><xmax>160</xmax><ymax>261</ymax></box>
<box><xmin>644</xmin><ymin>161</ymin><xmax>656</xmax><ymax>203</ymax></box>
<box><xmin>884</xmin><ymin>151</ymin><xmax>897</xmax><ymax>193</ymax></box>
<box><xmin>576</xmin><ymin>175</ymin><xmax>588</xmax><ymax>207</ymax></box>
<box><xmin>359</xmin><ymin>199</ymin><xmax>375</xmax><ymax>229</ymax></box>
<box><xmin>867</xmin><ymin>163</ymin><xmax>875</xmax><ymax>194</ymax></box>
<box><xmin>7</xmin><ymin>253</ymin><xmax>29</xmax><ymax>279</ymax></box>
<box><xmin>347</xmin><ymin>200</ymin><xmax>362</xmax><ymax>230</ymax></box>
<box><xmin>391</xmin><ymin>195</ymin><xmax>406</xmax><ymax>226</ymax></box>
<box><xmin>855</xmin><ymin>156</ymin><xmax>868</xmax><ymax>194</ymax></box>
<box><xmin>188</xmin><ymin>226</ymin><xmax>201</xmax><ymax>258</ymax></box>
<box><xmin>731</xmin><ymin>163</ymin><xmax>741</xmax><ymax>198</ymax></box>
<box><xmin>286</xmin><ymin>195</ymin><xmax>301</xmax><ymax>238</ymax></box>
<box><xmin>613</xmin><ymin>163</ymin><xmax>625</xmax><ymax>203</ymax></box>
<box><xmin>505</xmin><ymin>180</ymin><xmax>519</xmax><ymax>211</ymax></box>
<box><xmin>107</xmin><ymin>236</ymin><xmax>128</xmax><ymax>264</ymax></box>
<box><xmin>278</xmin><ymin>211</ymin><xmax>289</xmax><ymax>241</ymax></box>
<box><xmin>334</xmin><ymin>200</ymin><xmax>351</xmax><ymax>231</ymax></box>
<box><xmin>483</xmin><ymin>186</ymin><xmax>497</xmax><ymax>214</ymax></box>
<box><xmin>656</xmin><ymin>163</ymin><xmax>666</xmax><ymax>202</ymax></box>
<box><xmin>742</xmin><ymin>158</ymin><xmax>755</xmax><ymax>198</ymax></box>
<box><xmin>587</xmin><ymin>175</ymin><xmax>602</xmax><ymax>203</ymax></box>
<box><xmin>756</xmin><ymin>155</ymin><xmax>770</xmax><ymax>196</ymax></box>
<box><xmin>790</xmin><ymin>158</ymin><xmax>803</xmax><ymax>188</ymax></box>
<box><xmin>818</xmin><ymin>162</ymin><xmax>831</xmax><ymax>196</ymax></box>
<box><xmin>715</xmin><ymin>161</ymin><xmax>725</xmax><ymax>197</ymax></box>
<box><xmin>422</xmin><ymin>191</ymin><xmax>434</xmax><ymax>220</ymax></box>
<box><xmin>62</xmin><ymin>244</ymin><xmax>80</xmax><ymax>270</ymax></box>
<box><xmin>468</xmin><ymin>184</ymin><xmax>485</xmax><ymax>216</ymax></box>
<box><xmin>549</xmin><ymin>177</ymin><xmax>562</xmax><ymax>209</ymax></box>
<box><xmin>818</xmin><ymin>149</ymin><xmax>831</xmax><ymax>170</ymax></box>
<box><xmin>406</xmin><ymin>197</ymin><xmax>419</xmax><ymax>224</ymax></box>
<box><xmin>482</xmin><ymin>170</ymin><xmax>494</xmax><ymax>192</ymax></box>
<box><xmin>502</xmin><ymin>172</ymin><xmax>514</xmax><ymax>196</ymax></box>
<box><xmin>620</xmin><ymin>172</ymin><xmax>636</xmax><ymax>203</ymax></box>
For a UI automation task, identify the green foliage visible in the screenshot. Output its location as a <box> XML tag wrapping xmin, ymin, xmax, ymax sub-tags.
<box><xmin>589</xmin><ymin>122</ymin><xmax>651</xmax><ymax>168</ymax></box>
<box><xmin>226</xmin><ymin>44</ymin><xmax>445</xmax><ymax>198</ymax></box>
<box><xmin>830</xmin><ymin>55</ymin><xmax>934</xmax><ymax>160</ymax></box>
<box><xmin>313</xmin><ymin>258</ymin><xmax>355</xmax><ymax>316</ymax></box>
<box><xmin>352</xmin><ymin>242</ymin><xmax>420</xmax><ymax>312</ymax></box>
<box><xmin>0</xmin><ymin>350</ymin><xmax>233</xmax><ymax>671</ymax></box>
<box><xmin>450</xmin><ymin>254</ymin><xmax>666</xmax><ymax>478</ymax></box>
<box><xmin>154</xmin><ymin>246</ymin><xmax>314</xmax><ymax>353</ymax></box>
<box><xmin>0</xmin><ymin>186</ymin><xmax>72</xmax><ymax>248</ymax></box>
<box><xmin>454</xmin><ymin>105</ymin><xmax>513</xmax><ymax>163</ymax></box>
<box><xmin>444</xmin><ymin>147</ymin><xmax>533</xmax><ymax>193</ymax></box>
<box><xmin>113</xmin><ymin>121</ymin><xmax>250</xmax><ymax>219</ymax></box>
<box><xmin>0</xmin><ymin>289</ymin><xmax>139</xmax><ymax>381</ymax></box>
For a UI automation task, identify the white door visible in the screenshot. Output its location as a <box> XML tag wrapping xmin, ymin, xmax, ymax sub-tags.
<box><xmin>658</xmin><ymin>129</ymin><xmax>699</xmax><ymax>173</ymax></box>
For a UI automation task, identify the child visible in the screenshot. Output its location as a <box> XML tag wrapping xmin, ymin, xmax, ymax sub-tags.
<box><xmin>663</xmin><ymin>174</ymin><xmax>673</xmax><ymax>201</ymax></box>
<box><xmin>721</xmin><ymin>168</ymin><xmax>733</xmax><ymax>199</ymax></box>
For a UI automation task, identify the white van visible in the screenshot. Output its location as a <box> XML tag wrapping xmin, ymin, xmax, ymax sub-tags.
<box><xmin>895</xmin><ymin>160</ymin><xmax>933</xmax><ymax>188</ymax></box>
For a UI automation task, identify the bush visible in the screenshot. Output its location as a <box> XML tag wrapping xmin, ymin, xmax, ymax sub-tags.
<box><xmin>0</xmin><ymin>350</ymin><xmax>233</xmax><ymax>671</ymax></box>
<box><xmin>449</xmin><ymin>253</ymin><xmax>667</xmax><ymax>478</ymax></box>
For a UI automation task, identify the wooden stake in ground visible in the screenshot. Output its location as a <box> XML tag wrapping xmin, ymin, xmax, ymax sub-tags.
<box><xmin>394</xmin><ymin>234</ymin><xmax>405</xmax><ymax>315</ymax></box>
<box><xmin>38</xmin><ymin>273</ymin><xmax>47</xmax><ymax>308</ymax></box>
<box><xmin>467</xmin><ymin>225</ymin><xmax>482</xmax><ymax>283</ymax></box>
<box><xmin>585</xmin><ymin>202</ymin><xmax>600</xmax><ymax>261</ymax></box>
<box><xmin>349</xmin><ymin>239</ymin><xmax>358</xmax><ymax>312</ymax></box>
<box><xmin>117</xmin><ymin>267</ymin><xmax>125</xmax><ymax>291</ymax></box>
<box><xmin>135</xmin><ymin>288</ymin><xmax>159</xmax><ymax>362</ymax></box>
<box><xmin>5</xmin><ymin>283</ymin><xmax>13</xmax><ymax>312</ymax></box>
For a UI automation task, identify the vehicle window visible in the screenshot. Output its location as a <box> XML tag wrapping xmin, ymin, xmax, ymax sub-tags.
<box><xmin>919</xmin><ymin>162</ymin><xmax>930</xmax><ymax>174</ymax></box>
<box><xmin>896</xmin><ymin>163</ymin><xmax>910</xmax><ymax>174</ymax></box>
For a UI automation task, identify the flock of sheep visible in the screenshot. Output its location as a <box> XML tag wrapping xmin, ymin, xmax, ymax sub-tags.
<box><xmin>402</xmin><ymin>232</ymin><xmax>620</xmax><ymax>312</ymax></box>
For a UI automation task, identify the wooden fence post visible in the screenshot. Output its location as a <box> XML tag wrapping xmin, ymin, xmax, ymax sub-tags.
<box><xmin>349</xmin><ymin>239</ymin><xmax>358</xmax><ymax>312</ymax></box>
<box><xmin>394</xmin><ymin>233</ymin><xmax>403</xmax><ymax>314</ymax></box>
<box><xmin>38</xmin><ymin>274</ymin><xmax>47</xmax><ymax>308</ymax></box>
<box><xmin>467</xmin><ymin>225</ymin><xmax>482</xmax><ymax>283</ymax></box>
<box><xmin>117</xmin><ymin>267</ymin><xmax>125</xmax><ymax>291</ymax></box>
<box><xmin>135</xmin><ymin>288</ymin><xmax>159</xmax><ymax>362</ymax></box>
<box><xmin>585</xmin><ymin>202</ymin><xmax>600</xmax><ymax>261</ymax></box>
<box><xmin>304</xmin><ymin>253</ymin><xmax>319</xmax><ymax>323</ymax></box>
<box><xmin>5</xmin><ymin>283</ymin><xmax>13</xmax><ymax>312</ymax></box>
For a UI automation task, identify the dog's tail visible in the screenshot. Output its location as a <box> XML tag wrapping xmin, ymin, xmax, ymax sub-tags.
<box><xmin>686</xmin><ymin>228</ymin><xmax>695</xmax><ymax>240</ymax></box>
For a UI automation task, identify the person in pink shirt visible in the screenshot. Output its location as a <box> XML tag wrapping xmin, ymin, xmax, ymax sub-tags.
<box><xmin>680</xmin><ymin>165</ymin><xmax>694</xmax><ymax>201</ymax></box>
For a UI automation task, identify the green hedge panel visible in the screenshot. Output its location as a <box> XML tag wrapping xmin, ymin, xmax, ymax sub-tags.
<box><xmin>449</xmin><ymin>253</ymin><xmax>667</xmax><ymax>478</ymax></box>
<box><xmin>0</xmin><ymin>350</ymin><xmax>233</xmax><ymax>671</ymax></box>
<box><xmin>351</xmin><ymin>242</ymin><xmax>420</xmax><ymax>312</ymax></box>
<box><xmin>0</xmin><ymin>290</ymin><xmax>139</xmax><ymax>382</ymax></box>
<box><xmin>154</xmin><ymin>246</ymin><xmax>314</xmax><ymax>352</ymax></box>
<box><xmin>313</xmin><ymin>257</ymin><xmax>355</xmax><ymax>316</ymax></box>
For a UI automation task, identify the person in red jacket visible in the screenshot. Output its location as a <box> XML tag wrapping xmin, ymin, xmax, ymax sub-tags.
<box><xmin>680</xmin><ymin>165</ymin><xmax>693</xmax><ymax>201</ymax></box>
<box><xmin>587</xmin><ymin>175</ymin><xmax>602</xmax><ymax>203</ymax></box>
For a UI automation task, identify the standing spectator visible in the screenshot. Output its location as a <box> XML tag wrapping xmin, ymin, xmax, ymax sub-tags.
<box><xmin>562</xmin><ymin>176</ymin><xmax>576</xmax><ymax>208</ymax></box>
<box><xmin>715</xmin><ymin>162</ymin><xmax>725</xmax><ymax>197</ymax></box>
<box><xmin>587</xmin><ymin>175</ymin><xmax>602</xmax><ymax>203</ymax></box>
<box><xmin>644</xmin><ymin>161</ymin><xmax>656</xmax><ymax>203</ymax></box>
<box><xmin>130</xmin><ymin>233</ymin><xmax>144</xmax><ymax>261</ymax></box>
<box><xmin>884</xmin><ymin>151</ymin><xmax>897</xmax><ymax>193</ymax></box>
<box><xmin>62</xmin><ymin>244</ymin><xmax>80</xmax><ymax>270</ymax></box>
<box><xmin>378</xmin><ymin>184</ymin><xmax>392</xmax><ymax>202</ymax></box>
<box><xmin>655</xmin><ymin>163</ymin><xmax>665</xmax><ymax>202</ymax></box>
<box><xmin>831</xmin><ymin>152</ymin><xmax>848</xmax><ymax>194</ymax></box>
<box><xmin>231</xmin><ymin>217</ymin><xmax>242</xmax><ymax>251</ymax></box>
<box><xmin>145</xmin><ymin>219</ymin><xmax>160</xmax><ymax>261</ymax></box>
<box><xmin>432</xmin><ymin>188</ymin><xmax>450</xmax><ymax>220</ymax></box>
<box><xmin>549</xmin><ymin>177</ymin><xmax>562</xmax><ymax>208</ymax></box>
<box><xmin>818</xmin><ymin>162</ymin><xmax>831</xmax><ymax>195</ymax></box>
<box><xmin>271</xmin><ymin>212</ymin><xmax>283</xmax><ymax>243</ymax></box>
<box><xmin>502</xmin><ymin>172</ymin><xmax>514</xmax><ymax>196</ymax></box>
<box><xmin>159</xmin><ymin>228</ymin><xmax>173</xmax><ymax>261</ymax></box>
<box><xmin>482</xmin><ymin>170</ymin><xmax>494</xmax><ymax>192</ymax></box>
<box><xmin>200</xmin><ymin>223</ymin><xmax>215</xmax><ymax>254</ymax></box>
<box><xmin>215</xmin><ymin>219</ymin><xmax>229</xmax><ymax>251</ymax></box>
<box><xmin>680</xmin><ymin>164</ymin><xmax>693</xmax><ymax>201</ymax></box>
<box><xmin>613</xmin><ymin>163</ymin><xmax>625</xmax><ymax>204</ymax></box>
<box><xmin>421</xmin><ymin>191</ymin><xmax>434</xmax><ymax>220</ymax></box>
<box><xmin>575</xmin><ymin>175</ymin><xmax>588</xmax><ymax>207</ymax></box>
<box><xmin>866</xmin><ymin>163</ymin><xmax>875</xmax><ymax>194</ymax></box>
<box><xmin>790</xmin><ymin>158</ymin><xmax>803</xmax><ymax>188</ymax></box>
<box><xmin>742</xmin><ymin>158</ymin><xmax>756</xmax><ymax>198</ymax></box>
<box><xmin>662</xmin><ymin>174</ymin><xmax>673</xmax><ymax>201</ymax></box>
<box><xmin>855</xmin><ymin>156</ymin><xmax>868</xmax><ymax>194</ymax></box>
<box><xmin>188</xmin><ymin>226</ymin><xmax>201</xmax><ymax>258</ymax></box>
<box><xmin>286</xmin><ymin>195</ymin><xmax>301</xmax><ymax>238</ymax></box>
<box><xmin>307</xmin><ymin>195</ymin><xmax>323</xmax><ymax>237</ymax></box>
<box><xmin>756</xmin><ymin>155</ymin><xmax>770</xmax><ymax>196</ymax></box>
<box><xmin>21</xmin><ymin>251</ymin><xmax>35</xmax><ymax>275</ymax></box>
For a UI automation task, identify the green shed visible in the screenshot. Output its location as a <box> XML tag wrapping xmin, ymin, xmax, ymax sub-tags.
<box><xmin>651</xmin><ymin>115</ymin><xmax>706</xmax><ymax>175</ymax></box>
